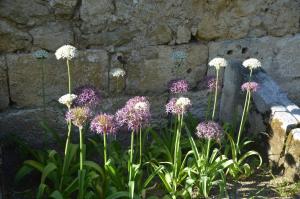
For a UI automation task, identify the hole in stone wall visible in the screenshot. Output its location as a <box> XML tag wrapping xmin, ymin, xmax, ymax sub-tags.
<box><xmin>186</xmin><ymin>68</ymin><xmax>192</xmax><ymax>73</ymax></box>
<box><xmin>242</xmin><ymin>47</ymin><xmax>248</xmax><ymax>54</ymax></box>
<box><xmin>190</xmin><ymin>34</ymin><xmax>198</xmax><ymax>42</ymax></box>
<box><xmin>227</xmin><ymin>50</ymin><xmax>233</xmax><ymax>55</ymax></box>
<box><xmin>264</xmin><ymin>8</ymin><xmax>269</xmax><ymax>12</ymax></box>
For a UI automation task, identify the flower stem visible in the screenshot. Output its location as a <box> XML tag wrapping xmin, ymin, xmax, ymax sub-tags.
<box><xmin>60</xmin><ymin>118</ymin><xmax>72</xmax><ymax>190</ymax></box>
<box><xmin>139</xmin><ymin>127</ymin><xmax>142</xmax><ymax>165</ymax></box>
<box><xmin>103</xmin><ymin>131</ymin><xmax>107</xmax><ymax>167</ymax></box>
<box><xmin>129</xmin><ymin>130</ymin><xmax>135</xmax><ymax>198</ymax></box>
<box><xmin>173</xmin><ymin>114</ymin><xmax>183</xmax><ymax>193</ymax></box>
<box><xmin>79</xmin><ymin>127</ymin><xmax>84</xmax><ymax>170</ymax></box>
<box><xmin>212</xmin><ymin>68</ymin><xmax>219</xmax><ymax>121</ymax></box>
<box><xmin>67</xmin><ymin>59</ymin><xmax>71</xmax><ymax>94</ymax></box>
<box><xmin>237</xmin><ymin>90</ymin><xmax>250</xmax><ymax>148</ymax></box>
<box><xmin>206</xmin><ymin>139</ymin><xmax>211</xmax><ymax>161</ymax></box>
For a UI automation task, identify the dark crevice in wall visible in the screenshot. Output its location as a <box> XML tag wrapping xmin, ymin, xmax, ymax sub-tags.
<box><xmin>72</xmin><ymin>0</ymin><xmax>82</xmax><ymax>20</ymax></box>
<box><xmin>4</xmin><ymin>56</ymin><xmax>16</xmax><ymax>107</ymax></box>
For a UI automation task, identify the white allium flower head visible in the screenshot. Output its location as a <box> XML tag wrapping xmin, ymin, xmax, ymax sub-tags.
<box><xmin>58</xmin><ymin>94</ymin><xmax>77</xmax><ymax>107</ymax></box>
<box><xmin>55</xmin><ymin>45</ymin><xmax>78</xmax><ymax>60</ymax></box>
<box><xmin>208</xmin><ymin>57</ymin><xmax>228</xmax><ymax>69</ymax></box>
<box><xmin>134</xmin><ymin>101</ymin><xmax>149</xmax><ymax>112</ymax></box>
<box><xmin>176</xmin><ymin>97</ymin><xmax>191</xmax><ymax>109</ymax></box>
<box><xmin>242</xmin><ymin>58</ymin><xmax>261</xmax><ymax>70</ymax></box>
<box><xmin>110</xmin><ymin>68</ymin><xmax>126</xmax><ymax>78</ymax></box>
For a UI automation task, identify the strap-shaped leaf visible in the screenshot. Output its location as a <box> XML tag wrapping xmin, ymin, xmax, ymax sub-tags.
<box><xmin>41</xmin><ymin>162</ymin><xmax>57</xmax><ymax>183</ymax></box>
<box><xmin>24</xmin><ymin>160</ymin><xmax>44</xmax><ymax>173</ymax></box>
<box><xmin>15</xmin><ymin>165</ymin><xmax>33</xmax><ymax>183</ymax></box>
<box><xmin>50</xmin><ymin>190</ymin><xmax>64</xmax><ymax>199</ymax></box>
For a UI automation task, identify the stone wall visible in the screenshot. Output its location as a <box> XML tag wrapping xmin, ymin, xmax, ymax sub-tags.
<box><xmin>0</xmin><ymin>0</ymin><xmax>300</xmax><ymax>144</ymax></box>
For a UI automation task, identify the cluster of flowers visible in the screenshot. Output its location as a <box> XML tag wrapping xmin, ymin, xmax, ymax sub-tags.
<box><xmin>55</xmin><ymin>44</ymin><xmax>261</xmax><ymax>143</ymax></box>
<box><xmin>59</xmin><ymin>86</ymin><xmax>151</xmax><ymax>134</ymax></box>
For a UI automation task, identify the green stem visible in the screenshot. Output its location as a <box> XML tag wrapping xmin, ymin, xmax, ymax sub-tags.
<box><xmin>237</xmin><ymin>90</ymin><xmax>250</xmax><ymax>148</ymax></box>
<box><xmin>79</xmin><ymin>127</ymin><xmax>84</xmax><ymax>171</ymax></box>
<box><xmin>129</xmin><ymin>130</ymin><xmax>135</xmax><ymax>197</ymax></box>
<box><xmin>206</xmin><ymin>139</ymin><xmax>211</xmax><ymax>161</ymax></box>
<box><xmin>139</xmin><ymin>127</ymin><xmax>142</xmax><ymax>165</ymax></box>
<box><xmin>212</xmin><ymin>69</ymin><xmax>219</xmax><ymax>121</ymax></box>
<box><xmin>103</xmin><ymin>131</ymin><xmax>107</xmax><ymax>167</ymax></box>
<box><xmin>59</xmin><ymin>120</ymin><xmax>72</xmax><ymax>190</ymax></box>
<box><xmin>173</xmin><ymin>114</ymin><xmax>183</xmax><ymax>192</ymax></box>
<box><xmin>67</xmin><ymin>59</ymin><xmax>71</xmax><ymax>94</ymax></box>
<box><xmin>249</xmin><ymin>69</ymin><xmax>253</xmax><ymax>82</ymax></box>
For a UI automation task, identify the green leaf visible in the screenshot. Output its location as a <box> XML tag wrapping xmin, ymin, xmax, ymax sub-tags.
<box><xmin>50</xmin><ymin>190</ymin><xmax>64</xmax><ymax>199</ymax></box>
<box><xmin>37</xmin><ymin>183</ymin><xmax>48</xmax><ymax>199</ymax></box>
<box><xmin>24</xmin><ymin>160</ymin><xmax>44</xmax><ymax>173</ymax></box>
<box><xmin>143</xmin><ymin>165</ymin><xmax>163</xmax><ymax>188</ymax></box>
<box><xmin>15</xmin><ymin>165</ymin><xmax>33</xmax><ymax>183</ymax></box>
<box><xmin>84</xmin><ymin>161</ymin><xmax>104</xmax><ymax>177</ymax></box>
<box><xmin>106</xmin><ymin>191</ymin><xmax>130</xmax><ymax>199</ymax></box>
<box><xmin>238</xmin><ymin>150</ymin><xmax>262</xmax><ymax>168</ymax></box>
<box><xmin>78</xmin><ymin>169</ymin><xmax>86</xmax><ymax>199</ymax></box>
<box><xmin>63</xmin><ymin>177</ymin><xmax>78</xmax><ymax>196</ymax></box>
<box><xmin>41</xmin><ymin>162</ymin><xmax>57</xmax><ymax>183</ymax></box>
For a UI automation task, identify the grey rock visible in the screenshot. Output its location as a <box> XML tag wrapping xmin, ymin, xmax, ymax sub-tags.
<box><xmin>126</xmin><ymin>43</ymin><xmax>208</xmax><ymax>94</ymax></box>
<box><xmin>0</xmin><ymin>20</ymin><xmax>32</xmax><ymax>52</ymax></box>
<box><xmin>29</xmin><ymin>22</ymin><xmax>74</xmax><ymax>51</ymax></box>
<box><xmin>175</xmin><ymin>26</ymin><xmax>191</xmax><ymax>44</ymax></box>
<box><xmin>7</xmin><ymin>49</ymin><xmax>108</xmax><ymax>108</ymax></box>
<box><xmin>0</xmin><ymin>56</ymin><xmax>9</xmax><ymax>110</ymax></box>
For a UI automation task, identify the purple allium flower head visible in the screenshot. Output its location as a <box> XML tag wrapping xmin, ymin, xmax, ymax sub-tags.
<box><xmin>66</xmin><ymin>107</ymin><xmax>91</xmax><ymax>128</ymax></box>
<box><xmin>241</xmin><ymin>82</ymin><xmax>259</xmax><ymax>92</ymax></box>
<box><xmin>115</xmin><ymin>96</ymin><xmax>151</xmax><ymax>131</ymax></box>
<box><xmin>90</xmin><ymin>113</ymin><xmax>117</xmax><ymax>135</ymax></box>
<box><xmin>206</xmin><ymin>76</ymin><xmax>219</xmax><ymax>92</ymax></box>
<box><xmin>168</xmin><ymin>79</ymin><xmax>189</xmax><ymax>94</ymax></box>
<box><xmin>166</xmin><ymin>97</ymin><xmax>191</xmax><ymax>115</ymax></box>
<box><xmin>73</xmin><ymin>85</ymin><xmax>101</xmax><ymax>107</ymax></box>
<box><xmin>196</xmin><ymin>121</ymin><xmax>223</xmax><ymax>141</ymax></box>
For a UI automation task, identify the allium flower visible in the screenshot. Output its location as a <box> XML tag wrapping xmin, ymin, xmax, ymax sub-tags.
<box><xmin>66</xmin><ymin>107</ymin><xmax>91</xmax><ymax>128</ymax></box>
<box><xmin>58</xmin><ymin>94</ymin><xmax>77</xmax><ymax>108</ymax></box>
<box><xmin>166</xmin><ymin>97</ymin><xmax>191</xmax><ymax>115</ymax></box>
<box><xmin>206</xmin><ymin>76</ymin><xmax>219</xmax><ymax>92</ymax></box>
<box><xmin>168</xmin><ymin>79</ymin><xmax>189</xmax><ymax>94</ymax></box>
<box><xmin>73</xmin><ymin>85</ymin><xmax>101</xmax><ymax>107</ymax></box>
<box><xmin>55</xmin><ymin>45</ymin><xmax>78</xmax><ymax>60</ymax></box>
<box><xmin>90</xmin><ymin>114</ymin><xmax>117</xmax><ymax>135</ymax></box>
<box><xmin>196</xmin><ymin>121</ymin><xmax>223</xmax><ymax>141</ymax></box>
<box><xmin>208</xmin><ymin>57</ymin><xmax>228</xmax><ymax>70</ymax></box>
<box><xmin>242</xmin><ymin>58</ymin><xmax>261</xmax><ymax>70</ymax></box>
<box><xmin>110</xmin><ymin>68</ymin><xmax>126</xmax><ymax>78</ymax></box>
<box><xmin>115</xmin><ymin>96</ymin><xmax>151</xmax><ymax>131</ymax></box>
<box><xmin>33</xmin><ymin>50</ymin><xmax>49</xmax><ymax>59</ymax></box>
<box><xmin>241</xmin><ymin>82</ymin><xmax>259</xmax><ymax>92</ymax></box>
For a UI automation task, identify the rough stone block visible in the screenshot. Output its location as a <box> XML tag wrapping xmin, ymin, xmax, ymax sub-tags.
<box><xmin>29</xmin><ymin>22</ymin><xmax>74</xmax><ymax>51</ymax></box>
<box><xmin>209</xmin><ymin>34</ymin><xmax>300</xmax><ymax>106</ymax></box>
<box><xmin>0</xmin><ymin>108</ymin><xmax>65</xmax><ymax>147</ymax></box>
<box><xmin>284</xmin><ymin>128</ymin><xmax>300</xmax><ymax>181</ymax></box>
<box><xmin>268</xmin><ymin>112</ymin><xmax>298</xmax><ymax>165</ymax></box>
<box><xmin>7</xmin><ymin>49</ymin><xmax>108</xmax><ymax>108</ymax></box>
<box><xmin>126</xmin><ymin>43</ymin><xmax>208</xmax><ymax>94</ymax></box>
